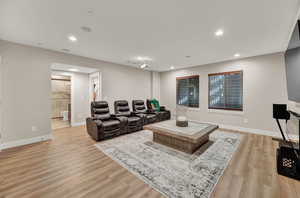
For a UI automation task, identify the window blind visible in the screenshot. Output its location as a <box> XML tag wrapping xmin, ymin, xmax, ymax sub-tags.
<box><xmin>209</xmin><ymin>71</ymin><xmax>243</xmax><ymax>111</ymax></box>
<box><xmin>176</xmin><ymin>75</ymin><xmax>199</xmax><ymax>108</ymax></box>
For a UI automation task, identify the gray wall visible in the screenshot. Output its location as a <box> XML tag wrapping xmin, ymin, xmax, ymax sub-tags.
<box><xmin>0</xmin><ymin>40</ymin><xmax>151</xmax><ymax>143</ymax></box>
<box><xmin>285</xmin><ymin>47</ymin><xmax>300</xmax><ymax>103</ymax></box>
<box><xmin>160</xmin><ymin>53</ymin><xmax>289</xmax><ymax>133</ymax></box>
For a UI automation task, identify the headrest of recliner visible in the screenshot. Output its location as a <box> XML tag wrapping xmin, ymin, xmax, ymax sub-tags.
<box><xmin>91</xmin><ymin>101</ymin><xmax>111</xmax><ymax>118</ymax></box>
<box><xmin>115</xmin><ymin>100</ymin><xmax>128</xmax><ymax>107</ymax></box>
<box><xmin>133</xmin><ymin>100</ymin><xmax>144</xmax><ymax>106</ymax></box>
<box><xmin>92</xmin><ymin>101</ymin><xmax>108</xmax><ymax>108</ymax></box>
<box><xmin>114</xmin><ymin>100</ymin><xmax>130</xmax><ymax>115</ymax></box>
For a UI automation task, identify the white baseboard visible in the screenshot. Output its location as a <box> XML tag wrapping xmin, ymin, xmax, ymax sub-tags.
<box><xmin>214</xmin><ymin>123</ymin><xmax>298</xmax><ymax>141</ymax></box>
<box><xmin>0</xmin><ymin>134</ymin><xmax>53</xmax><ymax>150</ymax></box>
<box><xmin>71</xmin><ymin>121</ymin><xmax>86</xmax><ymax>127</ymax></box>
<box><xmin>188</xmin><ymin>119</ymin><xmax>299</xmax><ymax>141</ymax></box>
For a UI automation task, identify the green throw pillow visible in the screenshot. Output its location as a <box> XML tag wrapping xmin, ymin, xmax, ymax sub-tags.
<box><xmin>150</xmin><ymin>99</ymin><xmax>160</xmax><ymax>112</ymax></box>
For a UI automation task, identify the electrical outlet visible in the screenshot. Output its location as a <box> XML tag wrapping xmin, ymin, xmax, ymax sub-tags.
<box><xmin>243</xmin><ymin>118</ymin><xmax>248</xmax><ymax>123</ymax></box>
<box><xmin>31</xmin><ymin>126</ymin><xmax>38</xmax><ymax>132</ymax></box>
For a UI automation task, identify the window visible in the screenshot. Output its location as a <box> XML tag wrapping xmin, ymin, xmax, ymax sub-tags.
<box><xmin>209</xmin><ymin>71</ymin><xmax>243</xmax><ymax>111</ymax></box>
<box><xmin>176</xmin><ymin>75</ymin><xmax>199</xmax><ymax>108</ymax></box>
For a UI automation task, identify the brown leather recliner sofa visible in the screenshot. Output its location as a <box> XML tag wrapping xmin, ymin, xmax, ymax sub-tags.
<box><xmin>132</xmin><ymin>100</ymin><xmax>158</xmax><ymax>125</ymax></box>
<box><xmin>86</xmin><ymin>100</ymin><xmax>171</xmax><ymax>141</ymax></box>
<box><xmin>146</xmin><ymin>99</ymin><xmax>171</xmax><ymax>121</ymax></box>
<box><xmin>86</xmin><ymin>101</ymin><xmax>127</xmax><ymax>141</ymax></box>
<box><xmin>114</xmin><ymin>100</ymin><xmax>143</xmax><ymax>133</ymax></box>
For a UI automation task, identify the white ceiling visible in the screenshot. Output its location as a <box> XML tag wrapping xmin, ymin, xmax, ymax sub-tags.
<box><xmin>0</xmin><ymin>0</ymin><xmax>300</xmax><ymax>71</ymax></box>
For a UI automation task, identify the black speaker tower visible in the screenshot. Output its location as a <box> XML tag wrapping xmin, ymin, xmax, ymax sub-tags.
<box><xmin>273</xmin><ymin>104</ymin><xmax>300</xmax><ymax>181</ymax></box>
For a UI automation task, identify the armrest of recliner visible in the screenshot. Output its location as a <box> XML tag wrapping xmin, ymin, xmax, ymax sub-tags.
<box><xmin>113</xmin><ymin>115</ymin><xmax>128</xmax><ymax>123</ymax></box>
<box><xmin>134</xmin><ymin>112</ymin><xmax>146</xmax><ymax>118</ymax></box>
<box><xmin>133</xmin><ymin>111</ymin><xmax>144</xmax><ymax>115</ymax></box>
<box><xmin>130</xmin><ymin>112</ymin><xmax>138</xmax><ymax>116</ymax></box>
<box><xmin>86</xmin><ymin>117</ymin><xmax>103</xmax><ymax>127</ymax></box>
<box><xmin>114</xmin><ymin>113</ymin><xmax>124</xmax><ymax>117</ymax></box>
<box><xmin>160</xmin><ymin>106</ymin><xmax>166</xmax><ymax>111</ymax></box>
<box><xmin>146</xmin><ymin>109</ymin><xmax>156</xmax><ymax>113</ymax></box>
<box><xmin>86</xmin><ymin>117</ymin><xmax>103</xmax><ymax>141</ymax></box>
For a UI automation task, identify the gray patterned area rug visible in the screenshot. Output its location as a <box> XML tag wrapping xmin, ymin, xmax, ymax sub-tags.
<box><xmin>95</xmin><ymin>130</ymin><xmax>242</xmax><ymax>198</ymax></box>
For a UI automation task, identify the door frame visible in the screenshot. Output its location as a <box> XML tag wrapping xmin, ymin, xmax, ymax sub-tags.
<box><xmin>50</xmin><ymin>70</ymin><xmax>72</xmax><ymax>129</ymax></box>
<box><xmin>0</xmin><ymin>56</ymin><xmax>3</xmax><ymax>147</ymax></box>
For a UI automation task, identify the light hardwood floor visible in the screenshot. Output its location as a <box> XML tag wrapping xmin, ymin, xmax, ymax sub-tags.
<box><xmin>51</xmin><ymin>118</ymin><xmax>70</xmax><ymax>130</ymax></box>
<box><xmin>0</xmin><ymin>126</ymin><xmax>299</xmax><ymax>198</ymax></box>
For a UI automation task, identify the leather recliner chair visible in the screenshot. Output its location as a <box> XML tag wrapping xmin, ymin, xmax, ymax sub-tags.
<box><xmin>132</xmin><ymin>100</ymin><xmax>158</xmax><ymax>125</ymax></box>
<box><xmin>146</xmin><ymin>99</ymin><xmax>171</xmax><ymax>121</ymax></box>
<box><xmin>114</xmin><ymin>100</ymin><xmax>143</xmax><ymax>133</ymax></box>
<box><xmin>86</xmin><ymin>101</ymin><xmax>127</xmax><ymax>141</ymax></box>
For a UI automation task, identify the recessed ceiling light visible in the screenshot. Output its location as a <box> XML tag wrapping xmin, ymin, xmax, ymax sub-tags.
<box><xmin>234</xmin><ymin>53</ymin><xmax>240</xmax><ymax>57</ymax></box>
<box><xmin>170</xmin><ymin>66</ymin><xmax>175</xmax><ymax>70</ymax></box>
<box><xmin>136</xmin><ymin>56</ymin><xmax>144</xmax><ymax>61</ymax></box>
<box><xmin>68</xmin><ymin>35</ymin><xmax>77</xmax><ymax>42</ymax></box>
<box><xmin>215</xmin><ymin>29</ymin><xmax>224</xmax><ymax>37</ymax></box>
<box><xmin>136</xmin><ymin>56</ymin><xmax>151</xmax><ymax>62</ymax></box>
<box><xmin>69</xmin><ymin>68</ymin><xmax>79</xmax><ymax>72</ymax></box>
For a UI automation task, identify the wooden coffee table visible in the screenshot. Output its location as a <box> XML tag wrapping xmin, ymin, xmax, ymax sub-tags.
<box><xmin>144</xmin><ymin>120</ymin><xmax>218</xmax><ymax>154</ymax></box>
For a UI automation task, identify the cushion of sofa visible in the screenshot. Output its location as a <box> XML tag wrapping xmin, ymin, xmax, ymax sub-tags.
<box><xmin>102</xmin><ymin>120</ymin><xmax>120</xmax><ymax>131</ymax></box>
<box><xmin>127</xmin><ymin>116</ymin><xmax>141</xmax><ymax>125</ymax></box>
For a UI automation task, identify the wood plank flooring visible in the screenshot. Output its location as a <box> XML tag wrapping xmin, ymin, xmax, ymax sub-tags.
<box><xmin>0</xmin><ymin>126</ymin><xmax>299</xmax><ymax>198</ymax></box>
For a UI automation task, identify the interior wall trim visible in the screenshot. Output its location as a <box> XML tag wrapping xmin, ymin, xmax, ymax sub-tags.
<box><xmin>187</xmin><ymin>119</ymin><xmax>298</xmax><ymax>141</ymax></box>
<box><xmin>213</xmin><ymin>122</ymin><xmax>298</xmax><ymax>140</ymax></box>
<box><xmin>0</xmin><ymin>134</ymin><xmax>53</xmax><ymax>151</ymax></box>
<box><xmin>71</xmin><ymin>122</ymin><xmax>86</xmax><ymax>127</ymax></box>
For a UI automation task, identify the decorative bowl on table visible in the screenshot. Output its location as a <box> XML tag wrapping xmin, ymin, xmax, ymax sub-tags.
<box><xmin>176</xmin><ymin>105</ymin><xmax>188</xmax><ymax>127</ymax></box>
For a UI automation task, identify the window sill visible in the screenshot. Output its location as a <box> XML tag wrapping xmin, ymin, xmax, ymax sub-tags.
<box><xmin>207</xmin><ymin>109</ymin><xmax>244</xmax><ymax>115</ymax></box>
<box><xmin>187</xmin><ymin>107</ymin><xmax>201</xmax><ymax>112</ymax></box>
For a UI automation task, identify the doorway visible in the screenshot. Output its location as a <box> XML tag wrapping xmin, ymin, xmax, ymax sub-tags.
<box><xmin>51</xmin><ymin>74</ymin><xmax>71</xmax><ymax>130</ymax></box>
<box><xmin>50</xmin><ymin>63</ymin><xmax>101</xmax><ymax>131</ymax></box>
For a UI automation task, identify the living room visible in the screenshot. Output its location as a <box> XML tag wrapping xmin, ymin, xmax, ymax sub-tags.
<box><xmin>1</xmin><ymin>1</ymin><xmax>300</xmax><ymax>198</ymax></box>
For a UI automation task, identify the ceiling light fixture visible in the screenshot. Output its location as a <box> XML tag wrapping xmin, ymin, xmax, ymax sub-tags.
<box><xmin>234</xmin><ymin>53</ymin><xmax>240</xmax><ymax>57</ymax></box>
<box><xmin>185</xmin><ymin>55</ymin><xmax>191</xmax><ymax>58</ymax></box>
<box><xmin>62</xmin><ymin>72</ymin><xmax>71</xmax><ymax>76</ymax></box>
<box><xmin>170</xmin><ymin>66</ymin><xmax>175</xmax><ymax>70</ymax></box>
<box><xmin>215</xmin><ymin>29</ymin><xmax>224</xmax><ymax>37</ymax></box>
<box><xmin>68</xmin><ymin>35</ymin><xmax>78</xmax><ymax>42</ymax></box>
<box><xmin>69</xmin><ymin>68</ymin><xmax>79</xmax><ymax>72</ymax></box>
<box><xmin>135</xmin><ymin>56</ymin><xmax>152</xmax><ymax>62</ymax></box>
<box><xmin>136</xmin><ymin>56</ymin><xmax>144</xmax><ymax>61</ymax></box>
<box><xmin>140</xmin><ymin>63</ymin><xmax>148</xmax><ymax>69</ymax></box>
